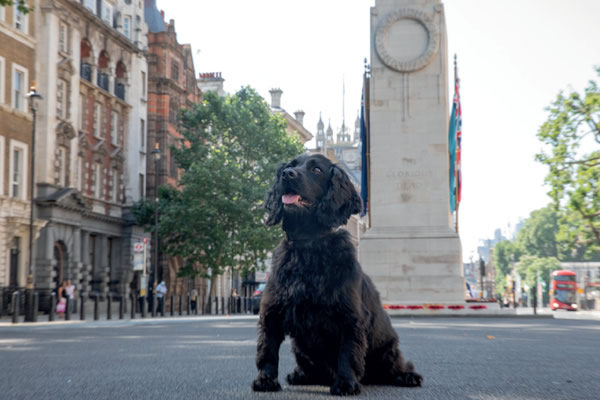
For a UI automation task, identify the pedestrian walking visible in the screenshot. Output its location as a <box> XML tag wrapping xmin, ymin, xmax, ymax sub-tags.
<box><xmin>66</xmin><ymin>280</ymin><xmax>76</xmax><ymax>313</ymax></box>
<box><xmin>56</xmin><ymin>281</ymin><xmax>68</xmax><ymax>318</ymax></box>
<box><xmin>156</xmin><ymin>280</ymin><xmax>167</xmax><ymax>314</ymax></box>
<box><xmin>190</xmin><ymin>288</ymin><xmax>198</xmax><ymax>312</ymax></box>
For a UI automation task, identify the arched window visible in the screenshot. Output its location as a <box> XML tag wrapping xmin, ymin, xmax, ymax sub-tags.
<box><xmin>80</xmin><ymin>39</ymin><xmax>93</xmax><ymax>82</ymax></box>
<box><xmin>115</xmin><ymin>61</ymin><xmax>127</xmax><ymax>101</ymax></box>
<box><xmin>97</xmin><ymin>50</ymin><xmax>110</xmax><ymax>92</ymax></box>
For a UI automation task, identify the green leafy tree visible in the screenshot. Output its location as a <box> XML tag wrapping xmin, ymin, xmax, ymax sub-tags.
<box><xmin>1</xmin><ymin>1</ymin><xmax>32</xmax><ymax>13</ymax></box>
<box><xmin>536</xmin><ymin>67</ymin><xmax>600</xmax><ymax>256</ymax></box>
<box><xmin>513</xmin><ymin>205</ymin><xmax>559</xmax><ymax>259</ymax></box>
<box><xmin>135</xmin><ymin>87</ymin><xmax>303</xmax><ymax>309</ymax></box>
<box><xmin>492</xmin><ymin>240</ymin><xmax>520</xmax><ymax>296</ymax></box>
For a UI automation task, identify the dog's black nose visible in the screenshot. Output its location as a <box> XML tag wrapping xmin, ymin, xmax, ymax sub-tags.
<box><xmin>282</xmin><ymin>168</ymin><xmax>298</xmax><ymax>181</ymax></box>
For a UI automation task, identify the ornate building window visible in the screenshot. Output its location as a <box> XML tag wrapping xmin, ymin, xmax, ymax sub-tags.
<box><xmin>140</xmin><ymin>118</ymin><xmax>145</xmax><ymax>149</ymax></box>
<box><xmin>56</xmin><ymin>122</ymin><xmax>75</xmax><ymax>187</ymax></box>
<box><xmin>57</xmin><ymin>79</ymin><xmax>67</xmax><ymax>119</ymax></box>
<box><xmin>80</xmin><ymin>40</ymin><xmax>93</xmax><ymax>82</ymax></box>
<box><xmin>80</xmin><ymin>93</ymin><xmax>88</xmax><ymax>132</ymax></box>
<box><xmin>171</xmin><ymin>60</ymin><xmax>179</xmax><ymax>81</ymax></box>
<box><xmin>97</xmin><ymin>50</ymin><xmax>110</xmax><ymax>92</ymax></box>
<box><xmin>59</xmin><ymin>22</ymin><xmax>68</xmax><ymax>54</ymax></box>
<box><xmin>94</xmin><ymin>162</ymin><xmax>103</xmax><ymax>199</ymax></box>
<box><xmin>9</xmin><ymin>140</ymin><xmax>27</xmax><ymax>200</ymax></box>
<box><xmin>169</xmin><ymin>97</ymin><xmax>179</xmax><ymax>125</ymax></box>
<box><xmin>115</xmin><ymin>61</ymin><xmax>126</xmax><ymax>101</ymax></box>
<box><xmin>56</xmin><ymin>146</ymin><xmax>68</xmax><ymax>187</ymax></box>
<box><xmin>111</xmin><ymin>168</ymin><xmax>119</xmax><ymax>203</ymax></box>
<box><xmin>13</xmin><ymin>4</ymin><xmax>27</xmax><ymax>33</ymax></box>
<box><xmin>11</xmin><ymin>64</ymin><xmax>27</xmax><ymax>113</ymax></box>
<box><xmin>123</xmin><ymin>15</ymin><xmax>131</xmax><ymax>39</ymax></box>
<box><xmin>110</xmin><ymin>110</ymin><xmax>119</xmax><ymax>146</ymax></box>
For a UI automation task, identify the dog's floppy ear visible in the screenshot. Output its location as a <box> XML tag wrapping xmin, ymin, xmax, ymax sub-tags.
<box><xmin>264</xmin><ymin>163</ymin><xmax>287</xmax><ymax>226</ymax></box>
<box><xmin>316</xmin><ymin>165</ymin><xmax>363</xmax><ymax>228</ymax></box>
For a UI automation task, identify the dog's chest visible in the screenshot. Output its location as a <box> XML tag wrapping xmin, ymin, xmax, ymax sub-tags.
<box><xmin>275</xmin><ymin>249</ymin><xmax>346</xmax><ymax>336</ymax></box>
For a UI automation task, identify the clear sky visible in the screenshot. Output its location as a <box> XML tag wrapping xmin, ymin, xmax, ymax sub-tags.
<box><xmin>157</xmin><ymin>0</ymin><xmax>600</xmax><ymax>262</ymax></box>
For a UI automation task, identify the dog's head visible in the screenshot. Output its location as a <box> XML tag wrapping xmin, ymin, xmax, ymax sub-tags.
<box><xmin>264</xmin><ymin>154</ymin><xmax>362</xmax><ymax>230</ymax></box>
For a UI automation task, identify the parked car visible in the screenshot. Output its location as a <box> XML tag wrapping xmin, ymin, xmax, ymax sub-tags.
<box><xmin>251</xmin><ymin>283</ymin><xmax>267</xmax><ymax>315</ymax></box>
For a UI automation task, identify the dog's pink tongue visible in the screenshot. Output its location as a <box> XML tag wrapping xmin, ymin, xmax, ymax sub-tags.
<box><xmin>282</xmin><ymin>194</ymin><xmax>300</xmax><ymax>204</ymax></box>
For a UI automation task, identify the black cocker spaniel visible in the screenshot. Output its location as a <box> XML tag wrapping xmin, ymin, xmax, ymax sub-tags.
<box><xmin>252</xmin><ymin>154</ymin><xmax>423</xmax><ymax>396</ymax></box>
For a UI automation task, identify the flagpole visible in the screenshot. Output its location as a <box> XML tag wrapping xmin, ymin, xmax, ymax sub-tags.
<box><xmin>364</xmin><ymin>60</ymin><xmax>372</xmax><ymax>228</ymax></box>
<box><xmin>454</xmin><ymin>54</ymin><xmax>459</xmax><ymax>234</ymax></box>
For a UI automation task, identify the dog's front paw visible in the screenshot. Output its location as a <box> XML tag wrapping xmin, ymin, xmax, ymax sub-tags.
<box><xmin>252</xmin><ymin>374</ymin><xmax>282</xmax><ymax>392</ymax></box>
<box><xmin>330</xmin><ymin>378</ymin><xmax>361</xmax><ymax>396</ymax></box>
<box><xmin>394</xmin><ymin>371</ymin><xmax>423</xmax><ymax>387</ymax></box>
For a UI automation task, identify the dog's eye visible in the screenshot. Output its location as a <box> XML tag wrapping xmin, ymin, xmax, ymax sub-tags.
<box><xmin>312</xmin><ymin>167</ymin><xmax>323</xmax><ymax>174</ymax></box>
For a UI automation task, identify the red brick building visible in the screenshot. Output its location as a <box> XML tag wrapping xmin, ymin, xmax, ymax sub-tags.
<box><xmin>146</xmin><ymin>14</ymin><xmax>201</xmax><ymax>295</ymax></box>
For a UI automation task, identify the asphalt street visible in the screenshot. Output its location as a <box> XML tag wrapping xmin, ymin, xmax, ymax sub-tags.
<box><xmin>1</xmin><ymin>316</ymin><xmax>599</xmax><ymax>400</ymax></box>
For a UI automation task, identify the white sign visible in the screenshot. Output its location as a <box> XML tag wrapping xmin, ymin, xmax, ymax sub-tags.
<box><xmin>134</xmin><ymin>242</ymin><xmax>144</xmax><ymax>253</ymax></box>
<box><xmin>133</xmin><ymin>252</ymin><xmax>144</xmax><ymax>271</ymax></box>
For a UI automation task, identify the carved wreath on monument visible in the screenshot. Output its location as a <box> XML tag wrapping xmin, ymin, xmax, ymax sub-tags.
<box><xmin>375</xmin><ymin>8</ymin><xmax>440</xmax><ymax>72</ymax></box>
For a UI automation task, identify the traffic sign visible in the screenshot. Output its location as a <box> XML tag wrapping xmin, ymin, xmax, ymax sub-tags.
<box><xmin>134</xmin><ymin>242</ymin><xmax>144</xmax><ymax>253</ymax></box>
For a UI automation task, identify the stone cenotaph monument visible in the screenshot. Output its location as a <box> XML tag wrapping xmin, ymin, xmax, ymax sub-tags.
<box><xmin>359</xmin><ymin>0</ymin><xmax>464</xmax><ymax>306</ymax></box>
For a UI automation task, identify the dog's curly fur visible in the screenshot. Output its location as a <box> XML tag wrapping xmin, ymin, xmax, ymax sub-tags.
<box><xmin>252</xmin><ymin>154</ymin><xmax>423</xmax><ymax>396</ymax></box>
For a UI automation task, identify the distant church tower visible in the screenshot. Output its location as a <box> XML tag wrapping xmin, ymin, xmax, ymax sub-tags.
<box><xmin>326</xmin><ymin>120</ymin><xmax>334</xmax><ymax>145</ymax></box>
<box><xmin>354</xmin><ymin>113</ymin><xmax>360</xmax><ymax>143</ymax></box>
<box><xmin>316</xmin><ymin>113</ymin><xmax>326</xmax><ymax>151</ymax></box>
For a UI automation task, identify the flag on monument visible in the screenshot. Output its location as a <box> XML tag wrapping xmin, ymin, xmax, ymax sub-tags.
<box><xmin>360</xmin><ymin>84</ymin><xmax>368</xmax><ymax>217</ymax></box>
<box><xmin>448</xmin><ymin>66</ymin><xmax>461</xmax><ymax>213</ymax></box>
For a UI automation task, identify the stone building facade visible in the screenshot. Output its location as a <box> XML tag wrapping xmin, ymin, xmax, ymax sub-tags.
<box><xmin>32</xmin><ymin>0</ymin><xmax>149</xmax><ymax>308</ymax></box>
<box><xmin>0</xmin><ymin>0</ymin><xmax>47</xmax><ymax>297</ymax></box>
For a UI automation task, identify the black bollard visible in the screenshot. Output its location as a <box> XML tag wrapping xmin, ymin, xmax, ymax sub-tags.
<box><xmin>107</xmin><ymin>294</ymin><xmax>112</xmax><ymax>320</ymax></box>
<box><xmin>80</xmin><ymin>293</ymin><xmax>86</xmax><ymax>320</ymax></box>
<box><xmin>170</xmin><ymin>295</ymin><xmax>174</xmax><ymax>317</ymax></box>
<box><xmin>201</xmin><ymin>296</ymin><xmax>205</xmax><ymax>315</ymax></box>
<box><xmin>93</xmin><ymin>294</ymin><xmax>99</xmax><ymax>321</ymax></box>
<box><xmin>178</xmin><ymin>295</ymin><xmax>183</xmax><ymax>316</ymax></box>
<box><xmin>119</xmin><ymin>296</ymin><xmax>124</xmax><ymax>320</ymax></box>
<box><xmin>151</xmin><ymin>294</ymin><xmax>157</xmax><ymax>318</ymax></box>
<box><xmin>221</xmin><ymin>297</ymin><xmax>225</xmax><ymax>315</ymax></box>
<box><xmin>186</xmin><ymin>295</ymin><xmax>191</xmax><ymax>315</ymax></box>
<box><xmin>130</xmin><ymin>294</ymin><xmax>135</xmax><ymax>319</ymax></box>
<box><xmin>33</xmin><ymin>292</ymin><xmax>39</xmax><ymax>322</ymax></box>
<box><xmin>49</xmin><ymin>293</ymin><xmax>56</xmax><ymax>321</ymax></box>
<box><xmin>215</xmin><ymin>296</ymin><xmax>218</xmax><ymax>315</ymax></box>
<box><xmin>12</xmin><ymin>291</ymin><xmax>19</xmax><ymax>324</ymax></box>
<box><xmin>65</xmin><ymin>297</ymin><xmax>71</xmax><ymax>321</ymax></box>
<box><xmin>141</xmin><ymin>296</ymin><xmax>146</xmax><ymax>318</ymax></box>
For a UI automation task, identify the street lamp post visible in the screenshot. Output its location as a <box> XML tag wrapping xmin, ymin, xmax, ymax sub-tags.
<box><xmin>151</xmin><ymin>143</ymin><xmax>161</xmax><ymax>293</ymax></box>
<box><xmin>25</xmin><ymin>85</ymin><xmax>42</xmax><ymax>322</ymax></box>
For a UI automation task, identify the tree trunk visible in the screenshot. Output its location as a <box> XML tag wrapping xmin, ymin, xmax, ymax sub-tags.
<box><xmin>204</xmin><ymin>274</ymin><xmax>218</xmax><ymax>314</ymax></box>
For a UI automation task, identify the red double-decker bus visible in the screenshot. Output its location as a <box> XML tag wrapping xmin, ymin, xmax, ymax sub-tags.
<box><xmin>550</xmin><ymin>270</ymin><xmax>578</xmax><ymax>311</ymax></box>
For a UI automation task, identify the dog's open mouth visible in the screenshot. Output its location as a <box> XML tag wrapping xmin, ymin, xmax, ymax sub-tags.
<box><xmin>282</xmin><ymin>194</ymin><xmax>311</xmax><ymax>207</ymax></box>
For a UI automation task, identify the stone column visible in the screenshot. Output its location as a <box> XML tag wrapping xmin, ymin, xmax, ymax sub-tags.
<box><xmin>360</xmin><ymin>0</ymin><xmax>464</xmax><ymax>305</ymax></box>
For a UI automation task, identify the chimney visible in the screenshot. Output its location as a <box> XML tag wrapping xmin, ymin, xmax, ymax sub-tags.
<box><xmin>269</xmin><ymin>88</ymin><xmax>282</xmax><ymax>108</ymax></box>
<box><xmin>160</xmin><ymin>10</ymin><xmax>165</xmax><ymax>21</ymax></box>
<box><xmin>294</xmin><ymin>110</ymin><xmax>305</xmax><ymax>126</ymax></box>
